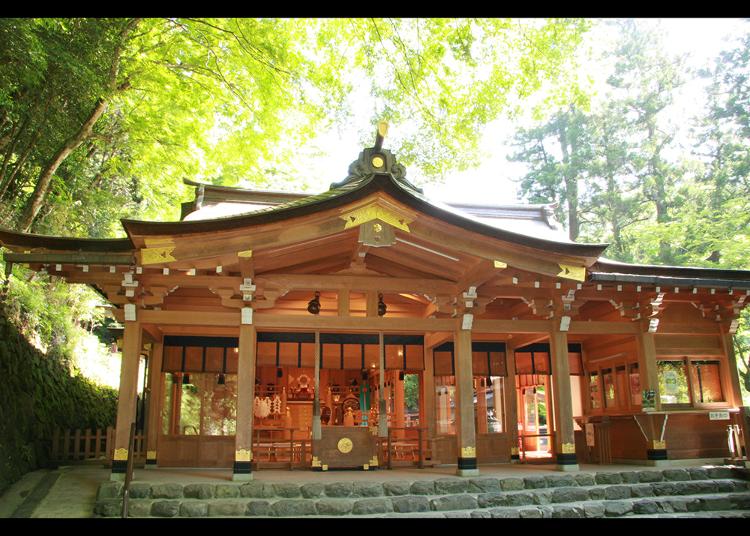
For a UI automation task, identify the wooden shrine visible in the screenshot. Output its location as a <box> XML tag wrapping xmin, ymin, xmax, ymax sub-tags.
<box><xmin>2</xmin><ymin>124</ymin><xmax>749</xmax><ymax>480</ymax></box>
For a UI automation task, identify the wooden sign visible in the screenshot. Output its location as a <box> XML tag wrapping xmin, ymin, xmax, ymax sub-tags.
<box><xmin>709</xmin><ymin>411</ymin><xmax>730</xmax><ymax>421</ymax></box>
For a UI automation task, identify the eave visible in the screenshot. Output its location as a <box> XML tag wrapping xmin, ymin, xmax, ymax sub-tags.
<box><xmin>122</xmin><ymin>173</ymin><xmax>609</xmax><ymax>260</ymax></box>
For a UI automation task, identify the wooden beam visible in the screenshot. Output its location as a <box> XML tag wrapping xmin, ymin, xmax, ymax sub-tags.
<box><xmin>367</xmin><ymin>247</ymin><xmax>462</xmax><ymax>280</ymax></box>
<box><xmin>5</xmin><ymin>252</ymin><xmax>134</xmax><ymax>265</ymax></box>
<box><xmin>424</xmin><ymin>331</ymin><xmax>451</xmax><ymax>349</ymax></box>
<box><xmin>115</xmin><ymin>308</ymin><xmax>459</xmax><ymax>331</ymax></box>
<box><xmin>567</xmin><ymin>321</ymin><xmax>639</xmax><ymax>335</ymax></box>
<box><xmin>472</xmin><ymin>319</ymin><xmax>552</xmax><ymax>334</ymax></box>
<box><xmin>255</xmin><ymin>273</ymin><xmax>457</xmax><ymax>295</ymax></box>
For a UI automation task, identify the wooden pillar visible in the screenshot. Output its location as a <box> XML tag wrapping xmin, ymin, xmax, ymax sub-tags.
<box><xmin>504</xmin><ymin>341</ymin><xmax>520</xmax><ymax>462</ymax></box>
<box><xmin>395</xmin><ymin>371</ymin><xmax>405</xmax><ymax>438</ymax></box>
<box><xmin>720</xmin><ymin>333</ymin><xmax>745</xmax><ymax>408</ymax></box>
<box><xmin>378</xmin><ymin>332</ymin><xmax>387</xmax><ymax>437</ymax></box>
<box><xmin>233</xmin><ymin>324</ymin><xmax>257</xmax><ymax>480</ymax></box>
<box><xmin>144</xmin><ymin>339</ymin><xmax>163</xmax><ymax>468</ymax></box>
<box><xmin>312</xmin><ymin>331</ymin><xmax>321</xmax><ymax>440</ymax></box>
<box><xmin>454</xmin><ymin>329</ymin><xmax>478</xmax><ymax>476</ymax></box>
<box><xmin>636</xmin><ymin>330</ymin><xmax>667</xmax><ymax>461</ymax></box>
<box><xmin>423</xmin><ymin>344</ymin><xmax>436</xmax><ymax>442</ymax></box>
<box><xmin>111</xmin><ymin>319</ymin><xmax>142</xmax><ymax>481</ymax></box>
<box><xmin>550</xmin><ymin>329</ymin><xmax>579</xmax><ymax>471</ymax></box>
<box><xmin>636</xmin><ymin>331</ymin><xmax>662</xmax><ymax>410</ymax></box>
<box><xmin>721</xmin><ymin>332</ymin><xmax>750</xmax><ymax>464</ymax></box>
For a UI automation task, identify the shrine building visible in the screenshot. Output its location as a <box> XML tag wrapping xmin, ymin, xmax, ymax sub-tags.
<box><xmin>2</xmin><ymin>129</ymin><xmax>749</xmax><ymax>481</ymax></box>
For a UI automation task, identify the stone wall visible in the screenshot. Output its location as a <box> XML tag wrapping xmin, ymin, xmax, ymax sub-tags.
<box><xmin>0</xmin><ymin>310</ymin><xmax>117</xmax><ymax>495</ymax></box>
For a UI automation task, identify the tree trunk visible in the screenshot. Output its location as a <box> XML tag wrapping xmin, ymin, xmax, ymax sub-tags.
<box><xmin>17</xmin><ymin>18</ymin><xmax>140</xmax><ymax>232</ymax></box>
<box><xmin>557</xmin><ymin>115</ymin><xmax>580</xmax><ymax>241</ymax></box>
<box><xmin>18</xmin><ymin>97</ymin><xmax>110</xmax><ymax>232</ymax></box>
<box><xmin>0</xmin><ymin>128</ymin><xmax>42</xmax><ymax>200</ymax></box>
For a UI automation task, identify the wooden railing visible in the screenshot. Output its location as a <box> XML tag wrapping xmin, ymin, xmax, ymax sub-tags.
<box><xmin>50</xmin><ymin>426</ymin><xmax>146</xmax><ymax>465</ymax></box>
<box><xmin>251</xmin><ymin>427</ymin><xmax>311</xmax><ymax>469</ymax></box>
<box><xmin>383</xmin><ymin>427</ymin><xmax>425</xmax><ymax>469</ymax></box>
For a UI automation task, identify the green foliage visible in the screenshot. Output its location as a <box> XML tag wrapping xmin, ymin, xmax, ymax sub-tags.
<box><xmin>403</xmin><ymin>373</ymin><xmax>419</xmax><ymax>413</ymax></box>
<box><xmin>0</xmin><ymin>259</ymin><xmax>117</xmax><ymax>494</ymax></box>
<box><xmin>0</xmin><ymin>17</ymin><xmax>592</xmax><ymax>235</ymax></box>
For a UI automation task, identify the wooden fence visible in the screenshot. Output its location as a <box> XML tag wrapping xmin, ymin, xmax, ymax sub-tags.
<box><xmin>51</xmin><ymin>427</ymin><xmax>146</xmax><ymax>465</ymax></box>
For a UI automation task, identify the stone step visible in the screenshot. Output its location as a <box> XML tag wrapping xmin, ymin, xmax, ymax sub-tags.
<box><xmin>96</xmin><ymin>466</ymin><xmax>745</xmax><ymax>503</ymax></box>
<box><xmin>94</xmin><ymin>466</ymin><xmax>750</xmax><ymax>517</ymax></box>
<box><xmin>95</xmin><ymin>486</ymin><xmax>750</xmax><ymax>517</ymax></box>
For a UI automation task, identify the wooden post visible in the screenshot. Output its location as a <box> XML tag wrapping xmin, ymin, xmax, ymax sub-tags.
<box><xmin>105</xmin><ymin>426</ymin><xmax>113</xmax><ymax>467</ymax></box>
<box><xmin>636</xmin><ymin>329</ymin><xmax>667</xmax><ymax>461</ymax></box>
<box><xmin>387</xmin><ymin>428</ymin><xmax>392</xmax><ymax>469</ymax></box>
<box><xmin>111</xmin><ymin>319</ymin><xmax>142</xmax><ymax>480</ymax></box>
<box><xmin>417</xmin><ymin>427</ymin><xmax>424</xmax><ymax>469</ymax></box>
<box><xmin>422</xmin><ymin>343</ymin><xmax>436</xmax><ymax>449</ymax></box>
<box><xmin>549</xmin><ymin>329</ymin><xmax>579</xmax><ymax>471</ymax></box>
<box><xmin>83</xmin><ymin>428</ymin><xmax>91</xmax><ymax>460</ymax></box>
<box><xmin>636</xmin><ymin>330</ymin><xmax>662</xmax><ymax>411</ymax></box>
<box><xmin>145</xmin><ymin>340</ymin><xmax>163</xmax><ymax>468</ymax></box>
<box><xmin>366</xmin><ymin>291</ymin><xmax>379</xmax><ymax>318</ymax></box>
<box><xmin>394</xmin><ymin>371</ymin><xmax>405</xmax><ymax>439</ymax></box>
<box><xmin>454</xmin><ymin>328</ymin><xmax>478</xmax><ymax>476</ymax></box>
<box><xmin>312</xmin><ymin>331</ymin><xmax>321</xmax><ymax>440</ymax></box>
<box><xmin>233</xmin><ymin>323</ymin><xmax>257</xmax><ymax>481</ymax></box>
<box><xmin>338</xmin><ymin>289</ymin><xmax>350</xmax><ymax>317</ymax></box>
<box><xmin>720</xmin><ymin>333</ymin><xmax>745</xmax><ymax>409</ymax></box>
<box><xmin>504</xmin><ymin>341</ymin><xmax>520</xmax><ymax>462</ymax></box>
<box><xmin>378</xmin><ymin>332</ymin><xmax>388</xmax><ymax>438</ymax></box>
<box><xmin>95</xmin><ymin>428</ymin><xmax>102</xmax><ymax>459</ymax></box>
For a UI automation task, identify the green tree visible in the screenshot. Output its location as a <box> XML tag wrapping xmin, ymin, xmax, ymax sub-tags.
<box><xmin>606</xmin><ymin>20</ymin><xmax>687</xmax><ymax>265</ymax></box>
<box><xmin>509</xmin><ymin>105</ymin><xmax>592</xmax><ymax>241</ymax></box>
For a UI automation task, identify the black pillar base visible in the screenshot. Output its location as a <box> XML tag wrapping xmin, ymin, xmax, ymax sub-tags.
<box><xmin>510</xmin><ymin>454</ymin><xmax>520</xmax><ymax>461</ymax></box>
<box><xmin>647</xmin><ymin>449</ymin><xmax>668</xmax><ymax>461</ymax></box>
<box><xmin>556</xmin><ymin>453</ymin><xmax>578</xmax><ymax>465</ymax></box>
<box><xmin>145</xmin><ymin>459</ymin><xmax>157</xmax><ymax>466</ymax></box>
<box><xmin>232</xmin><ymin>461</ymin><xmax>253</xmax><ymax>474</ymax></box>
<box><xmin>111</xmin><ymin>460</ymin><xmax>127</xmax><ymax>474</ymax></box>
<box><xmin>457</xmin><ymin>457</ymin><xmax>477</xmax><ymax>470</ymax></box>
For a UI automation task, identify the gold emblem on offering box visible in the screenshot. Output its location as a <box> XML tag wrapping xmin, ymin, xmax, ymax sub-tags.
<box><xmin>337</xmin><ymin>437</ymin><xmax>354</xmax><ymax>454</ymax></box>
<box><xmin>510</xmin><ymin>447</ymin><xmax>519</xmax><ymax>455</ymax></box>
<box><xmin>561</xmin><ymin>443</ymin><xmax>576</xmax><ymax>454</ymax></box>
<box><xmin>652</xmin><ymin>440</ymin><xmax>666</xmax><ymax>450</ymax></box>
<box><xmin>369</xmin><ymin>455</ymin><xmax>379</xmax><ymax>467</ymax></box>
<box><xmin>113</xmin><ymin>448</ymin><xmax>129</xmax><ymax>461</ymax></box>
<box><xmin>146</xmin><ymin>450</ymin><xmax>157</xmax><ymax>461</ymax></box>
<box><xmin>312</xmin><ymin>456</ymin><xmax>322</xmax><ymax>468</ymax></box>
<box><xmin>460</xmin><ymin>446</ymin><xmax>476</xmax><ymax>458</ymax></box>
